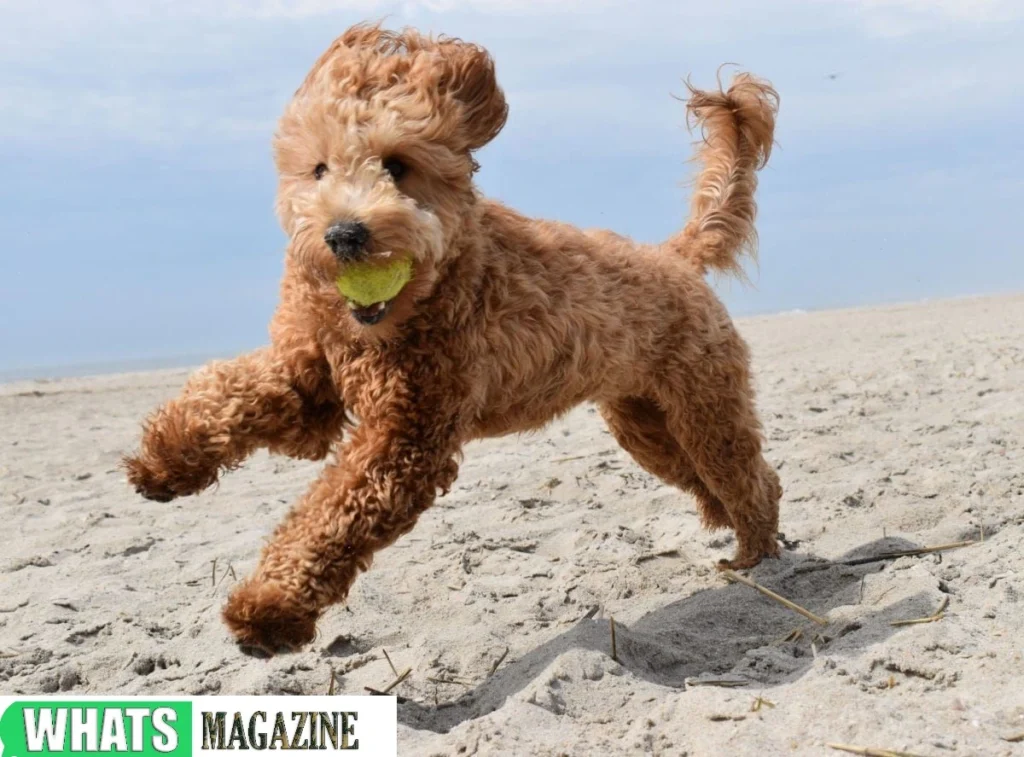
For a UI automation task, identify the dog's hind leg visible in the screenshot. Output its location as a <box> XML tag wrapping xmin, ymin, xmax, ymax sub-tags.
<box><xmin>599</xmin><ymin>396</ymin><xmax>731</xmax><ymax>530</ymax></box>
<box><xmin>652</xmin><ymin>337</ymin><xmax>781</xmax><ymax>570</ymax></box>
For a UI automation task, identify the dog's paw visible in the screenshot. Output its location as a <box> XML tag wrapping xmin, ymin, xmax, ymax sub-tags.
<box><xmin>122</xmin><ymin>454</ymin><xmax>179</xmax><ymax>502</ymax></box>
<box><xmin>123</xmin><ymin>449</ymin><xmax>218</xmax><ymax>502</ymax></box>
<box><xmin>716</xmin><ymin>554</ymin><xmax>767</xmax><ymax>571</ymax></box>
<box><xmin>716</xmin><ymin>535</ymin><xmax>781</xmax><ymax>571</ymax></box>
<box><xmin>223</xmin><ymin>580</ymin><xmax>319</xmax><ymax>656</ymax></box>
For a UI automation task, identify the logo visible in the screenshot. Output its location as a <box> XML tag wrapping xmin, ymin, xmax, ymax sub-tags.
<box><xmin>0</xmin><ymin>698</ymin><xmax>396</xmax><ymax>757</ymax></box>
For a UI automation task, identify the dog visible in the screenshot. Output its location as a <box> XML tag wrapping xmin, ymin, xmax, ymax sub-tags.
<box><xmin>125</xmin><ymin>23</ymin><xmax>782</xmax><ymax>653</ymax></box>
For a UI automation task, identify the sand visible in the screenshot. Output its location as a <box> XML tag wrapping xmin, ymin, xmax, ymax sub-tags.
<box><xmin>2</xmin><ymin>293</ymin><xmax>1023</xmax><ymax>756</ymax></box>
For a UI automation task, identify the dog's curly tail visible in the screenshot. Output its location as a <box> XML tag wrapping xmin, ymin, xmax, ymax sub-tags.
<box><xmin>665</xmin><ymin>72</ymin><xmax>779</xmax><ymax>277</ymax></box>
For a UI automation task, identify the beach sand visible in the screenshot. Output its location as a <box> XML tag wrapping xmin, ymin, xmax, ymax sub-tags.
<box><xmin>2</xmin><ymin>294</ymin><xmax>1023</xmax><ymax>755</ymax></box>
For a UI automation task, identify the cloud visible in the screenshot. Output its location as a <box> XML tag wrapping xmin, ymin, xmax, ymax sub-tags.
<box><xmin>129</xmin><ymin>0</ymin><xmax>623</xmax><ymax>20</ymax></box>
<box><xmin>50</xmin><ymin>0</ymin><xmax>1023</xmax><ymax>22</ymax></box>
<box><xmin>0</xmin><ymin>0</ymin><xmax>1021</xmax><ymax>154</ymax></box>
<box><xmin>834</xmin><ymin>0</ymin><xmax>1022</xmax><ymax>25</ymax></box>
<box><xmin>0</xmin><ymin>84</ymin><xmax>276</xmax><ymax>146</ymax></box>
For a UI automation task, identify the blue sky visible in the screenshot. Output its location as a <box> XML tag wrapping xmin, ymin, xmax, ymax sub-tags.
<box><xmin>1</xmin><ymin>0</ymin><xmax>1021</xmax><ymax>377</ymax></box>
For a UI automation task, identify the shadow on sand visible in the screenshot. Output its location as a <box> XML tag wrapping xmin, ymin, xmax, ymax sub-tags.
<box><xmin>392</xmin><ymin>536</ymin><xmax>950</xmax><ymax>733</ymax></box>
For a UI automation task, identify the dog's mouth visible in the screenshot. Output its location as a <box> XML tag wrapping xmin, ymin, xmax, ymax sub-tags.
<box><xmin>334</xmin><ymin>255</ymin><xmax>413</xmax><ymax>327</ymax></box>
<box><xmin>347</xmin><ymin>298</ymin><xmax>394</xmax><ymax>326</ymax></box>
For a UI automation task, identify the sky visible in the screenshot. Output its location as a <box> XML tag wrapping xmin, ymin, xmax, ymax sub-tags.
<box><xmin>0</xmin><ymin>0</ymin><xmax>1022</xmax><ymax>378</ymax></box>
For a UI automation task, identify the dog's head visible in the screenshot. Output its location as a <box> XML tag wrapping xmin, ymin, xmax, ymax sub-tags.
<box><xmin>274</xmin><ymin>24</ymin><xmax>507</xmax><ymax>330</ymax></box>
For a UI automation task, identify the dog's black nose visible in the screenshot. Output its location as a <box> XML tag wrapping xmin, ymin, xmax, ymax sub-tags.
<box><xmin>324</xmin><ymin>221</ymin><xmax>370</xmax><ymax>260</ymax></box>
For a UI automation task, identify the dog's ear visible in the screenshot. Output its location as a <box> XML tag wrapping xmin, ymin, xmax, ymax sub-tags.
<box><xmin>436</xmin><ymin>40</ymin><xmax>509</xmax><ymax>151</ymax></box>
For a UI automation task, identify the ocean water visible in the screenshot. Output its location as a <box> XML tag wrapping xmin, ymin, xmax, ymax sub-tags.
<box><xmin>0</xmin><ymin>353</ymin><xmax>226</xmax><ymax>384</ymax></box>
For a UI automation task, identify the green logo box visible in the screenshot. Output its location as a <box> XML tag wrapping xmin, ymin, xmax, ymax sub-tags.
<box><xmin>0</xmin><ymin>702</ymin><xmax>190</xmax><ymax>757</ymax></box>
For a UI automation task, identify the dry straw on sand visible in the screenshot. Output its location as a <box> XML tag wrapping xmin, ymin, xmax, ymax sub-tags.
<box><xmin>890</xmin><ymin>595</ymin><xmax>950</xmax><ymax>627</ymax></box>
<box><xmin>720</xmin><ymin>569</ymin><xmax>829</xmax><ymax>625</ymax></box>
<box><xmin>828</xmin><ymin>743</ymin><xmax>929</xmax><ymax>757</ymax></box>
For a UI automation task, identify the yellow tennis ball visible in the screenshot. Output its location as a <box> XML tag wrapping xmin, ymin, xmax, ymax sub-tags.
<box><xmin>335</xmin><ymin>258</ymin><xmax>413</xmax><ymax>307</ymax></box>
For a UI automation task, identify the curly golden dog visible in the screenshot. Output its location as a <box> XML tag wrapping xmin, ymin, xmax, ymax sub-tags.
<box><xmin>125</xmin><ymin>23</ymin><xmax>782</xmax><ymax>653</ymax></box>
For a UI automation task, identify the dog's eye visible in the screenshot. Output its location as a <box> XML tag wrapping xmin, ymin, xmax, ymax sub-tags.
<box><xmin>313</xmin><ymin>163</ymin><xmax>328</xmax><ymax>180</ymax></box>
<box><xmin>382</xmin><ymin>158</ymin><xmax>407</xmax><ymax>181</ymax></box>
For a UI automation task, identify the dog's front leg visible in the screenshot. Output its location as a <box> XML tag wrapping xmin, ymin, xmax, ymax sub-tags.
<box><xmin>124</xmin><ymin>347</ymin><xmax>345</xmax><ymax>502</ymax></box>
<box><xmin>221</xmin><ymin>408</ymin><xmax>461</xmax><ymax>652</ymax></box>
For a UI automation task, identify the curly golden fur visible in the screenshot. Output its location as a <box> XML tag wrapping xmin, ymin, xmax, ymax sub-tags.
<box><xmin>125</xmin><ymin>23</ymin><xmax>782</xmax><ymax>653</ymax></box>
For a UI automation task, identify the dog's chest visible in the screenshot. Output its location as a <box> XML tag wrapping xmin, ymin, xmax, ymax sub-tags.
<box><xmin>323</xmin><ymin>337</ymin><xmax>458</xmax><ymax>419</ymax></box>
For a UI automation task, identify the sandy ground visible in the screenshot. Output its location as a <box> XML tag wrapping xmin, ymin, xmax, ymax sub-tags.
<box><xmin>2</xmin><ymin>294</ymin><xmax>1023</xmax><ymax>756</ymax></box>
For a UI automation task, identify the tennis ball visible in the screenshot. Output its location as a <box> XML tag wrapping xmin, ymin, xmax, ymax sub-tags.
<box><xmin>335</xmin><ymin>257</ymin><xmax>413</xmax><ymax>307</ymax></box>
